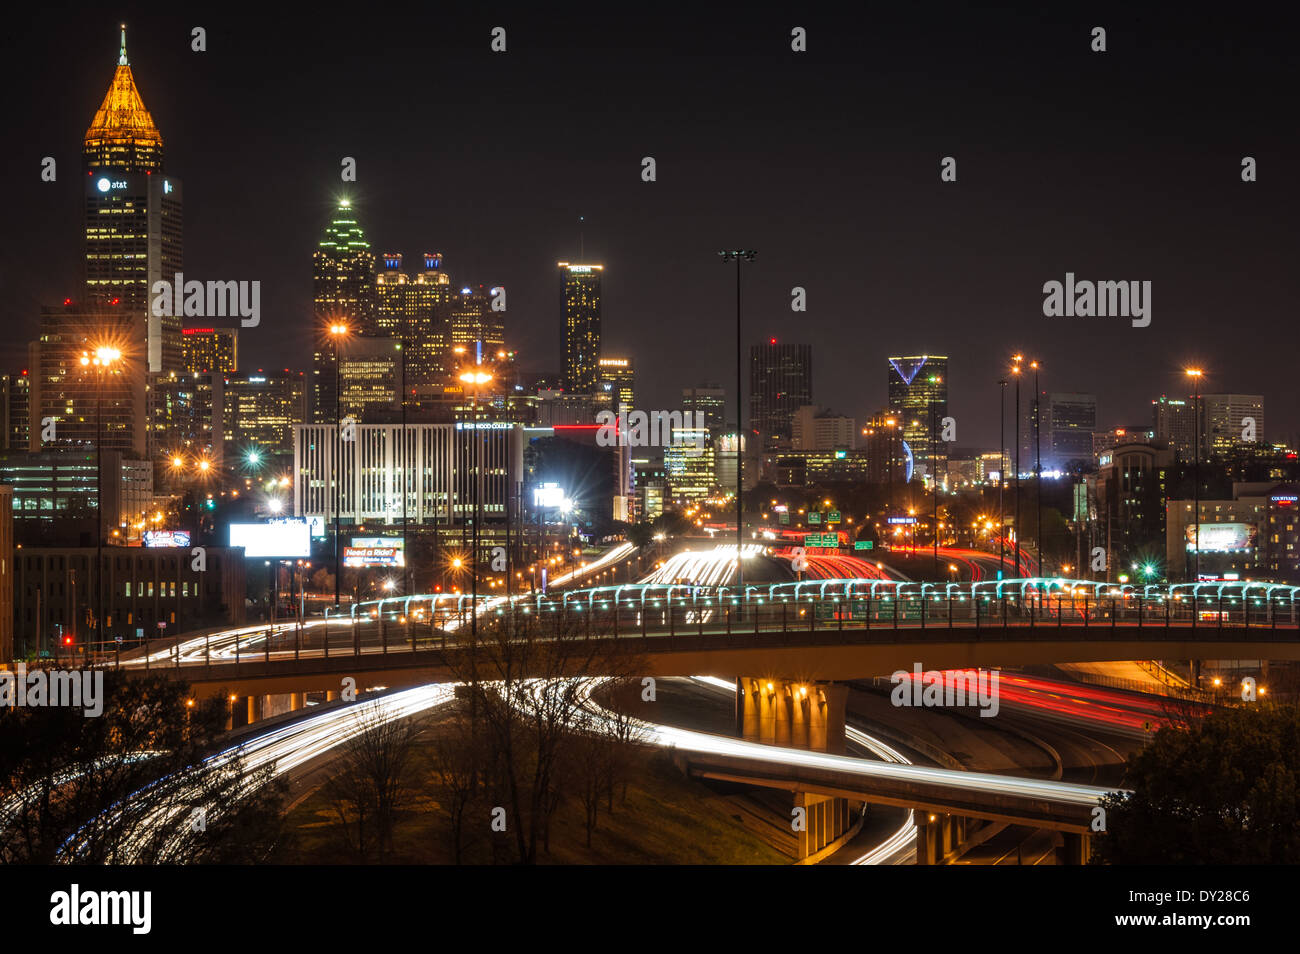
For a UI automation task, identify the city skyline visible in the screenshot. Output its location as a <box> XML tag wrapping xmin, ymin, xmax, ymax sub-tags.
<box><xmin>6</xmin><ymin>9</ymin><xmax>1297</xmax><ymax>451</ymax></box>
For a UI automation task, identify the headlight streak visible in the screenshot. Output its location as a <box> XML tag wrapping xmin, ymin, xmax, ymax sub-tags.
<box><xmin>60</xmin><ymin>683</ymin><xmax>456</xmax><ymax>863</ymax></box>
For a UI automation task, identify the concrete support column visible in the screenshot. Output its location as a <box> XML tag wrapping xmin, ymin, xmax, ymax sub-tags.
<box><xmin>290</xmin><ymin>692</ymin><xmax>305</xmax><ymax>711</ymax></box>
<box><xmin>739</xmin><ymin>678</ymin><xmax>848</xmax><ymax>754</ymax></box>
<box><xmin>916</xmin><ymin>814</ymin><xmax>942</xmax><ymax>865</ymax></box>
<box><xmin>246</xmin><ymin>695</ymin><xmax>264</xmax><ymax>725</ymax></box>
<box><xmin>1060</xmin><ymin>831</ymin><xmax>1091</xmax><ymax>865</ymax></box>
<box><xmin>326</xmin><ymin>690</ymin><xmax>339</xmax><ymax>702</ymax></box>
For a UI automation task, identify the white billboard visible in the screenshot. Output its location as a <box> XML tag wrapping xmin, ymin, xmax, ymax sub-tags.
<box><xmin>229</xmin><ymin>519</ymin><xmax>311</xmax><ymax>558</ymax></box>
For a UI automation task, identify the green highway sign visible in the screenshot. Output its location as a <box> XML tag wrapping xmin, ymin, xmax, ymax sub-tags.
<box><xmin>808</xmin><ymin>511</ymin><xmax>822</xmax><ymax>525</ymax></box>
<box><xmin>828</xmin><ymin>510</ymin><xmax>841</xmax><ymax>523</ymax></box>
<box><xmin>854</xmin><ymin>540</ymin><xmax>874</xmax><ymax>550</ymax></box>
<box><xmin>778</xmin><ymin>511</ymin><xmax>790</xmax><ymax>525</ymax></box>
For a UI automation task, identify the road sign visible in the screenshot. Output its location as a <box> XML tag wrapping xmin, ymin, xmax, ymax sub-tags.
<box><xmin>854</xmin><ymin>540</ymin><xmax>874</xmax><ymax>550</ymax></box>
<box><xmin>115</xmin><ymin>635</ymin><xmax>123</xmax><ymax>643</ymax></box>
<box><xmin>779</xmin><ymin>511</ymin><xmax>790</xmax><ymax>525</ymax></box>
<box><xmin>808</xmin><ymin>511</ymin><xmax>822</xmax><ymax>525</ymax></box>
<box><xmin>157</xmin><ymin>621</ymin><xmax>167</xmax><ymax>630</ymax></box>
<box><xmin>804</xmin><ymin>532</ymin><xmax>839</xmax><ymax>548</ymax></box>
<box><xmin>828</xmin><ymin>510</ymin><xmax>841</xmax><ymax>523</ymax></box>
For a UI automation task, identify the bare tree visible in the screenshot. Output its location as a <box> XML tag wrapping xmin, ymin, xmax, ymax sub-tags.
<box><xmin>322</xmin><ymin>702</ymin><xmax>426</xmax><ymax>860</ymax></box>
<box><xmin>440</xmin><ymin>604</ymin><xmax>645</xmax><ymax>864</ymax></box>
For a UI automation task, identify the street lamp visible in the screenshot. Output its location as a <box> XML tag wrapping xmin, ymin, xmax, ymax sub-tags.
<box><xmin>1030</xmin><ymin>359</ymin><xmax>1043</xmax><ymax>577</ymax></box>
<box><xmin>997</xmin><ymin>378</ymin><xmax>1007</xmax><ymax>580</ymax></box>
<box><xmin>1186</xmin><ymin>368</ymin><xmax>1204</xmax><ymax>581</ymax></box>
<box><xmin>80</xmin><ymin>345</ymin><xmax>121</xmax><ymax>653</ymax></box>
<box><xmin>1010</xmin><ymin>355</ymin><xmax>1023</xmax><ymax>577</ymax></box>
<box><xmin>328</xmin><ymin>323</ymin><xmax>350</xmax><ymax>610</ymax></box>
<box><xmin>459</xmin><ymin>366</ymin><xmax>495</xmax><ymax>647</ymax></box>
<box><xmin>718</xmin><ymin>249</ymin><xmax>755</xmax><ymax>599</ymax></box>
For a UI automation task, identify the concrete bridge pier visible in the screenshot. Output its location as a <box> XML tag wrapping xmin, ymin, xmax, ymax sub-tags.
<box><xmin>737</xmin><ymin>678</ymin><xmax>848</xmax><ymax>753</ymax></box>
<box><xmin>1059</xmin><ymin>831</ymin><xmax>1092</xmax><ymax>865</ymax></box>
<box><xmin>916</xmin><ymin>813</ymin><xmax>970</xmax><ymax>865</ymax></box>
<box><xmin>736</xmin><ymin>677</ymin><xmax>854</xmax><ymax>861</ymax></box>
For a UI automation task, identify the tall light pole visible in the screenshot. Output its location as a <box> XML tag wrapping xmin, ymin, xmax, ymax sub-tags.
<box><xmin>459</xmin><ymin>367</ymin><xmax>494</xmax><ymax>647</ymax></box>
<box><xmin>1186</xmin><ymin>368</ymin><xmax>1204</xmax><ymax>581</ymax></box>
<box><xmin>80</xmin><ymin>345</ymin><xmax>121</xmax><ymax>652</ymax></box>
<box><xmin>1011</xmin><ymin>355</ymin><xmax>1023</xmax><ymax>577</ymax></box>
<box><xmin>1031</xmin><ymin>359</ymin><xmax>1043</xmax><ymax>578</ymax></box>
<box><xmin>719</xmin><ymin>250</ymin><xmax>755</xmax><ymax>597</ymax></box>
<box><xmin>329</xmin><ymin>323</ymin><xmax>349</xmax><ymax>610</ymax></box>
<box><xmin>998</xmin><ymin>378</ymin><xmax>1007</xmax><ymax>579</ymax></box>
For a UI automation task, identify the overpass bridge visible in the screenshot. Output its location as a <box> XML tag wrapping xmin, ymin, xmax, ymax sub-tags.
<box><xmin>91</xmin><ymin>577</ymin><xmax>1300</xmax><ymax>699</ymax></box>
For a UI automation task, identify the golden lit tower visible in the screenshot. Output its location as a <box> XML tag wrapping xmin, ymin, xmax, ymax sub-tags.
<box><xmin>558</xmin><ymin>262</ymin><xmax>602</xmax><ymax>393</ymax></box>
<box><xmin>82</xmin><ymin>25</ymin><xmax>183</xmax><ymax>374</ymax></box>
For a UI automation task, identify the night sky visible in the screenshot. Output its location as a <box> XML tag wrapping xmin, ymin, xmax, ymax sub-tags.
<box><xmin>5</xmin><ymin>3</ymin><xmax>1297</xmax><ymax>450</ymax></box>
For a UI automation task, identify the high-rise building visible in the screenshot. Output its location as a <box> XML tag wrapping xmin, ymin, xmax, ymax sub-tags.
<box><xmin>595</xmin><ymin>357</ymin><xmax>635</xmax><ymax>414</ymax></box>
<box><xmin>1</xmin><ymin>372</ymin><xmax>30</xmax><ymax>451</ymax></box>
<box><xmin>447</xmin><ymin>284</ymin><xmax>505</xmax><ymax>361</ymax></box>
<box><xmin>83</xmin><ymin>28</ymin><xmax>183</xmax><ymax>374</ymax></box>
<box><xmin>147</xmin><ymin>371</ymin><xmax>224</xmax><ymax>481</ymax></box>
<box><xmin>338</xmin><ymin>337</ymin><xmax>404</xmax><ymax>422</ymax></box>
<box><xmin>222</xmin><ymin>371</ymin><xmax>306</xmax><ymax>460</ymax></box>
<box><xmin>28</xmin><ymin>303</ymin><xmax>147</xmax><ymax>457</ymax></box>
<box><xmin>181</xmin><ymin>327</ymin><xmax>238</xmax><ymax>374</ymax></box>
<box><xmin>558</xmin><ymin>263</ymin><xmax>602</xmax><ymax>392</ymax></box>
<box><xmin>664</xmin><ymin>428</ymin><xmax>715</xmax><ymax>502</ymax></box>
<box><xmin>750</xmin><ymin>341</ymin><xmax>812</xmax><ymax>451</ymax></box>
<box><xmin>792</xmin><ymin>405</ymin><xmax>856</xmax><ymax>451</ymax></box>
<box><xmin>886</xmin><ymin>355</ymin><xmax>947</xmax><ymax>477</ymax></box>
<box><xmin>376</xmin><ymin>252</ymin><xmax>455</xmax><ymax>395</ymax></box>
<box><xmin>1153</xmin><ymin>394</ymin><xmax>1198</xmax><ymax>461</ymax></box>
<box><xmin>1043</xmin><ymin>392</ymin><xmax>1096</xmax><ymax>469</ymax></box>
<box><xmin>312</xmin><ymin>199</ymin><xmax>376</xmax><ymax>422</ymax></box>
<box><xmin>682</xmin><ymin>384</ymin><xmax>726</xmax><ymax>436</ymax></box>
<box><xmin>1203</xmin><ymin>394</ymin><xmax>1265</xmax><ymax>456</ymax></box>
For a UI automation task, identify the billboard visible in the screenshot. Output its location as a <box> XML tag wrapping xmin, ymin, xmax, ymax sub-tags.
<box><xmin>229</xmin><ymin>519</ymin><xmax>311</xmax><ymax>558</ymax></box>
<box><xmin>1185</xmin><ymin>522</ymin><xmax>1257</xmax><ymax>553</ymax></box>
<box><xmin>143</xmin><ymin>529</ymin><xmax>191</xmax><ymax>548</ymax></box>
<box><xmin>345</xmin><ymin>537</ymin><xmax>405</xmax><ymax>567</ymax></box>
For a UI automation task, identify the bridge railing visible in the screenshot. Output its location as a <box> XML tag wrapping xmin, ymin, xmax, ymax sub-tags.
<box><xmin>90</xmin><ymin>587</ymin><xmax>1300</xmax><ymax>671</ymax></box>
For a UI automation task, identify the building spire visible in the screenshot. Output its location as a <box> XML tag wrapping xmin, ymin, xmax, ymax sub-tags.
<box><xmin>119</xmin><ymin>23</ymin><xmax>128</xmax><ymax>66</ymax></box>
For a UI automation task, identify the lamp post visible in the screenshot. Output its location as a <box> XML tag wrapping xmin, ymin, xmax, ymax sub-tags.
<box><xmin>1031</xmin><ymin>359</ymin><xmax>1043</xmax><ymax>578</ymax></box>
<box><xmin>459</xmin><ymin>367</ymin><xmax>494</xmax><ymax>647</ymax></box>
<box><xmin>998</xmin><ymin>378</ymin><xmax>1007</xmax><ymax>580</ymax></box>
<box><xmin>328</xmin><ymin>323</ymin><xmax>349</xmax><ymax>611</ymax></box>
<box><xmin>1186</xmin><ymin>368</ymin><xmax>1204</xmax><ymax>581</ymax></box>
<box><xmin>80</xmin><ymin>345</ymin><xmax>121</xmax><ymax>653</ymax></box>
<box><xmin>1011</xmin><ymin>355</ymin><xmax>1023</xmax><ymax>577</ymax></box>
<box><xmin>718</xmin><ymin>249</ymin><xmax>755</xmax><ymax>598</ymax></box>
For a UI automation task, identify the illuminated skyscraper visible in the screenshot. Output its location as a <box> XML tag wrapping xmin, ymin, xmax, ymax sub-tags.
<box><xmin>82</xmin><ymin>27</ymin><xmax>183</xmax><ymax>374</ymax></box>
<box><xmin>181</xmin><ymin>327</ymin><xmax>237</xmax><ymax>373</ymax></box>
<box><xmin>448</xmin><ymin>284</ymin><xmax>505</xmax><ymax>361</ymax></box>
<box><xmin>312</xmin><ymin>199</ymin><xmax>376</xmax><ymax>422</ymax></box>
<box><xmin>222</xmin><ymin>371</ymin><xmax>306</xmax><ymax>460</ymax></box>
<box><xmin>558</xmin><ymin>263</ymin><xmax>602</xmax><ymax>392</ymax></box>
<box><xmin>750</xmin><ymin>341</ymin><xmax>812</xmax><ymax>451</ymax></box>
<box><xmin>595</xmin><ymin>357</ymin><xmax>635</xmax><ymax>414</ymax></box>
<box><xmin>28</xmin><ymin>303</ymin><xmax>147</xmax><ymax>457</ymax></box>
<box><xmin>886</xmin><ymin>355</ymin><xmax>948</xmax><ymax>478</ymax></box>
<box><xmin>376</xmin><ymin>252</ymin><xmax>453</xmax><ymax>394</ymax></box>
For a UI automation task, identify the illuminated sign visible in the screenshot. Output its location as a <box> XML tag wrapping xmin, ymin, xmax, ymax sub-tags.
<box><xmin>854</xmin><ymin>540</ymin><xmax>874</xmax><ymax>550</ymax></box>
<box><xmin>143</xmin><ymin>529</ymin><xmax>191</xmax><ymax>548</ymax></box>
<box><xmin>1185</xmin><ymin>523</ymin><xmax>1257</xmax><ymax>553</ymax></box>
<box><xmin>346</xmin><ymin>537</ymin><xmax>404</xmax><ymax>566</ymax></box>
<box><xmin>534</xmin><ymin>483</ymin><xmax>565</xmax><ymax>508</ymax></box>
<box><xmin>343</xmin><ymin>547</ymin><xmax>401</xmax><ymax>567</ymax></box>
<box><xmin>95</xmin><ymin>177</ymin><xmax>128</xmax><ymax>192</ymax></box>
<box><xmin>888</xmin><ymin>516</ymin><xmax>917</xmax><ymax>525</ymax></box>
<box><xmin>229</xmin><ymin>519</ymin><xmax>311</xmax><ymax>558</ymax></box>
<box><xmin>455</xmin><ymin>421</ymin><xmax>511</xmax><ymax>430</ymax></box>
<box><xmin>1271</xmin><ymin>494</ymin><xmax>1298</xmax><ymax>506</ymax></box>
